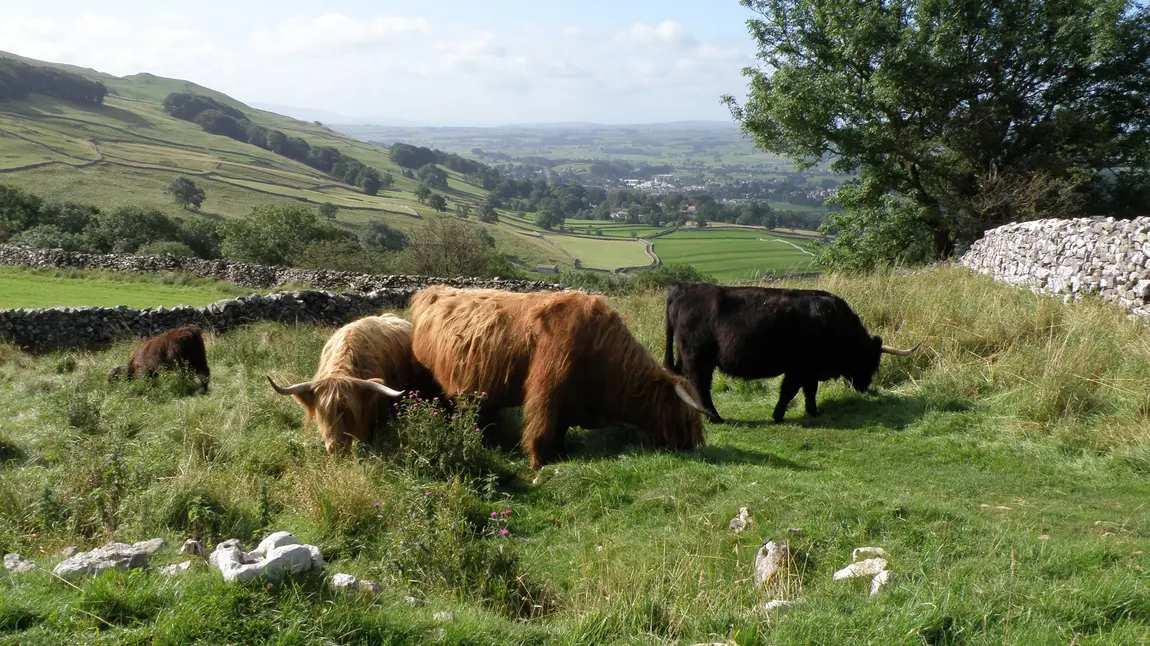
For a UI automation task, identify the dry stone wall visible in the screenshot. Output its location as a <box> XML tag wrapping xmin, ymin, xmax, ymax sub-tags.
<box><xmin>0</xmin><ymin>245</ymin><xmax>571</xmax><ymax>351</ymax></box>
<box><xmin>960</xmin><ymin>216</ymin><xmax>1150</xmax><ymax>318</ymax></box>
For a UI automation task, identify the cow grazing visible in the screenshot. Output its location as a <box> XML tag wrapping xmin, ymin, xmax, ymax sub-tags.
<box><xmin>664</xmin><ymin>282</ymin><xmax>919</xmax><ymax>424</ymax></box>
<box><xmin>107</xmin><ymin>324</ymin><xmax>211</xmax><ymax>392</ymax></box>
<box><xmin>267</xmin><ymin>313</ymin><xmax>429</xmax><ymax>453</ymax></box>
<box><xmin>409</xmin><ymin>284</ymin><xmax>708</xmax><ymax>470</ymax></box>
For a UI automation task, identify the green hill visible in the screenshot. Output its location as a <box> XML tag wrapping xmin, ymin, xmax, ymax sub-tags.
<box><xmin>0</xmin><ymin>53</ymin><xmax>566</xmax><ymax>270</ymax></box>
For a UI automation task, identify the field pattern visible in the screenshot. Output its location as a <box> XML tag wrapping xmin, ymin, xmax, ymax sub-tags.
<box><xmin>653</xmin><ymin>228</ymin><xmax>816</xmax><ymax>279</ymax></box>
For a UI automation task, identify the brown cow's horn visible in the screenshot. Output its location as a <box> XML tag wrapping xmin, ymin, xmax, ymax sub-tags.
<box><xmin>353</xmin><ymin>378</ymin><xmax>405</xmax><ymax>398</ymax></box>
<box><xmin>880</xmin><ymin>341</ymin><xmax>921</xmax><ymax>356</ymax></box>
<box><xmin>267</xmin><ymin>375</ymin><xmax>313</xmax><ymax>395</ymax></box>
<box><xmin>674</xmin><ymin>381</ymin><xmax>708</xmax><ymax>414</ymax></box>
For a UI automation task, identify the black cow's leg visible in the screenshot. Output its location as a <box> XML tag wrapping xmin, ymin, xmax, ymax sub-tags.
<box><xmin>802</xmin><ymin>380</ymin><xmax>819</xmax><ymax>417</ymax></box>
<box><xmin>682</xmin><ymin>354</ymin><xmax>723</xmax><ymax>423</ymax></box>
<box><xmin>773</xmin><ymin>374</ymin><xmax>801</xmax><ymax>423</ymax></box>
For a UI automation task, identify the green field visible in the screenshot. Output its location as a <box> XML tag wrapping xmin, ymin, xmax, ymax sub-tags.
<box><xmin>0</xmin><ymin>267</ymin><xmax>253</xmax><ymax>309</ymax></box>
<box><xmin>543</xmin><ymin>235</ymin><xmax>653</xmax><ymax>271</ymax></box>
<box><xmin>653</xmin><ymin>229</ymin><xmax>815</xmax><ymax>280</ymax></box>
<box><xmin>0</xmin><ymin>266</ymin><xmax>1147</xmax><ymax>644</ymax></box>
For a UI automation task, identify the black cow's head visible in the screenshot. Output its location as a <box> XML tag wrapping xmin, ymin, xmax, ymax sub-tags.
<box><xmin>846</xmin><ymin>336</ymin><xmax>919</xmax><ymax>393</ymax></box>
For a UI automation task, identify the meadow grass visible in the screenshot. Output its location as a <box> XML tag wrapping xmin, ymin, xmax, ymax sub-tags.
<box><xmin>0</xmin><ymin>266</ymin><xmax>254</xmax><ymax>309</ymax></box>
<box><xmin>652</xmin><ymin>235</ymin><xmax>814</xmax><ymax>280</ymax></box>
<box><xmin>543</xmin><ymin>235</ymin><xmax>653</xmax><ymax>270</ymax></box>
<box><xmin>0</xmin><ymin>265</ymin><xmax>1147</xmax><ymax>644</ymax></box>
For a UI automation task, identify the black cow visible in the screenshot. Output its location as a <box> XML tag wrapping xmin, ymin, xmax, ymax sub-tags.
<box><xmin>108</xmin><ymin>324</ymin><xmax>211</xmax><ymax>393</ymax></box>
<box><xmin>663</xmin><ymin>282</ymin><xmax>918</xmax><ymax>423</ymax></box>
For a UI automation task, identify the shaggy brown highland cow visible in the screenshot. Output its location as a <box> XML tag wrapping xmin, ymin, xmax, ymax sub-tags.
<box><xmin>409</xmin><ymin>285</ymin><xmax>708</xmax><ymax>469</ymax></box>
<box><xmin>267</xmin><ymin>313</ymin><xmax>426</xmax><ymax>452</ymax></box>
<box><xmin>108</xmin><ymin>324</ymin><xmax>210</xmax><ymax>393</ymax></box>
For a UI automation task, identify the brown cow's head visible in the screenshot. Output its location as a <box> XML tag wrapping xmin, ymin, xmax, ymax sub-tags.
<box><xmin>644</xmin><ymin>374</ymin><xmax>706</xmax><ymax>452</ymax></box>
<box><xmin>267</xmin><ymin>375</ymin><xmax>404</xmax><ymax>452</ymax></box>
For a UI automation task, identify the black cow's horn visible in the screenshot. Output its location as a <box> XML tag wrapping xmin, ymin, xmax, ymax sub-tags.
<box><xmin>880</xmin><ymin>341</ymin><xmax>921</xmax><ymax>356</ymax></box>
<box><xmin>352</xmin><ymin>377</ymin><xmax>404</xmax><ymax>398</ymax></box>
<box><xmin>267</xmin><ymin>375</ymin><xmax>313</xmax><ymax>395</ymax></box>
<box><xmin>674</xmin><ymin>381</ymin><xmax>708</xmax><ymax>415</ymax></box>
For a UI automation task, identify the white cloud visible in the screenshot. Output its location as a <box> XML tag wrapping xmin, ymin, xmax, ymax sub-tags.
<box><xmin>1</xmin><ymin>10</ymin><xmax>753</xmax><ymax>124</ymax></box>
<box><xmin>250</xmin><ymin>13</ymin><xmax>431</xmax><ymax>56</ymax></box>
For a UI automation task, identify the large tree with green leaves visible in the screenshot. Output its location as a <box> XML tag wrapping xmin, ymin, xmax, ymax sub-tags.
<box><xmin>724</xmin><ymin>0</ymin><xmax>1150</xmax><ymax>269</ymax></box>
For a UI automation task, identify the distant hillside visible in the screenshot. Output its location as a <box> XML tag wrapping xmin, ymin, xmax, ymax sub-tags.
<box><xmin>0</xmin><ymin>52</ymin><xmax>567</xmax><ymax>269</ymax></box>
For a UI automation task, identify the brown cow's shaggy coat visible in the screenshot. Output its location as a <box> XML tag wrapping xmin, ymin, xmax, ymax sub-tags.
<box><xmin>108</xmin><ymin>324</ymin><xmax>210</xmax><ymax>392</ymax></box>
<box><xmin>268</xmin><ymin>314</ymin><xmax>424</xmax><ymax>452</ymax></box>
<box><xmin>409</xmin><ymin>285</ymin><xmax>707</xmax><ymax>469</ymax></box>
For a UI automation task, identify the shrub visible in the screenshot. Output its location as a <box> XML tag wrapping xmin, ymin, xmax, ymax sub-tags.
<box><xmin>220</xmin><ymin>203</ymin><xmax>342</xmax><ymax>266</ymax></box>
<box><xmin>8</xmin><ymin>224</ymin><xmax>90</xmax><ymax>252</ymax></box>
<box><xmin>388</xmin><ymin>393</ymin><xmax>500</xmax><ymax>480</ymax></box>
<box><xmin>137</xmin><ymin>240</ymin><xmax>197</xmax><ymax>258</ymax></box>
<box><xmin>397</xmin><ymin>215</ymin><xmax>514</xmax><ymax>278</ymax></box>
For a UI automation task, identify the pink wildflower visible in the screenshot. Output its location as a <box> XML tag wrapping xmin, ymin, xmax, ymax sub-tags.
<box><xmin>500</xmin><ymin>529</ymin><xmax>509</xmax><ymax>536</ymax></box>
<box><xmin>490</xmin><ymin>511</ymin><xmax>498</xmax><ymax>518</ymax></box>
<box><xmin>501</xmin><ymin>509</ymin><xmax>511</xmax><ymax>517</ymax></box>
<box><xmin>425</xmin><ymin>491</ymin><xmax>433</xmax><ymax>496</ymax></box>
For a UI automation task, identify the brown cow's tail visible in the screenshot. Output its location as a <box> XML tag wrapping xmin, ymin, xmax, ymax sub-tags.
<box><xmin>663</xmin><ymin>283</ymin><xmax>681</xmax><ymax>373</ymax></box>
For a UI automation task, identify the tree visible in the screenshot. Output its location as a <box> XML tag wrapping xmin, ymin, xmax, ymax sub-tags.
<box><xmin>380</xmin><ymin>172</ymin><xmax>394</xmax><ymax>190</ymax></box>
<box><xmin>220</xmin><ymin>204</ymin><xmax>341</xmax><ymax>266</ymax></box>
<box><xmin>428</xmin><ymin>193</ymin><xmax>448</xmax><ymax>213</ymax></box>
<box><xmin>725</xmin><ymin>0</ymin><xmax>1150</xmax><ymax>268</ymax></box>
<box><xmin>166</xmin><ymin>176</ymin><xmax>206</xmax><ymax>210</ymax></box>
<box><xmin>415</xmin><ymin>185</ymin><xmax>432</xmax><ymax>204</ymax></box>
<box><xmin>318</xmin><ymin>202</ymin><xmax>339</xmax><ymax>220</ymax></box>
<box><xmin>84</xmin><ymin>206</ymin><xmax>182</xmax><ymax>253</ymax></box>
<box><xmin>417</xmin><ymin>164</ymin><xmax>449</xmax><ymax>189</ymax></box>
<box><xmin>456</xmin><ymin>204</ymin><xmax>471</xmax><ymax>219</ymax></box>
<box><xmin>397</xmin><ymin>215</ymin><xmax>510</xmax><ymax>278</ymax></box>
<box><xmin>361</xmin><ymin>220</ymin><xmax>409</xmax><ymax>252</ymax></box>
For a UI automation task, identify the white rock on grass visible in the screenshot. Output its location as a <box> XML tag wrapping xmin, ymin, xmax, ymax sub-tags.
<box><xmin>53</xmin><ymin>542</ymin><xmax>151</xmax><ymax>580</ymax></box>
<box><xmin>330</xmin><ymin>573</ymin><xmax>382</xmax><ymax>596</ymax></box>
<box><xmin>753</xmin><ymin>540</ymin><xmax>791</xmax><ymax>588</ymax></box>
<box><xmin>870</xmin><ymin>569</ymin><xmax>895</xmax><ymax>595</ymax></box>
<box><xmin>160</xmin><ymin>561</ymin><xmax>193</xmax><ymax>576</ymax></box>
<box><xmin>209</xmin><ymin>532</ymin><xmax>324</xmax><ymax>584</ymax></box>
<box><xmin>851</xmin><ymin>547</ymin><xmax>888</xmax><ymax>561</ymax></box>
<box><xmin>58</xmin><ymin>546</ymin><xmax>78</xmax><ymax>558</ymax></box>
<box><xmin>433</xmin><ymin>611</ymin><xmax>455</xmax><ymax>623</ymax></box>
<box><xmin>3</xmin><ymin>553</ymin><xmax>37</xmax><ymax>574</ymax></box>
<box><xmin>832</xmin><ymin>558</ymin><xmax>888</xmax><ymax>581</ymax></box>
<box><xmin>728</xmin><ymin>507</ymin><xmax>752</xmax><ymax>533</ymax></box>
<box><xmin>180</xmin><ymin>539</ymin><xmax>204</xmax><ymax>556</ymax></box>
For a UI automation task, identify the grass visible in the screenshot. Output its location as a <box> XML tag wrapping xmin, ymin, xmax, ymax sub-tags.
<box><xmin>653</xmin><ymin>230</ymin><xmax>815</xmax><ymax>280</ymax></box>
<box><xmin>0</xmin><ymin>266</ymin><xmax>254</xmax><ymax>309</ymax></box>
<box><xmin>0</xmin><ymin>265</ymin><xmax>1148</xmax><ymax>644</ymax></box>
<box><xmin>543</xmin><ymin>235</ymin><xmax>653</xmax><ymax>271</ymax></box>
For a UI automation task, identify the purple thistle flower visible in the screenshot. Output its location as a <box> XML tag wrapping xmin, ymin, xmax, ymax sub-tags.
<box><xmin>500</xmin><ymin>528</ymin><xmax>509</xmax><ymax>536</ymax></box>
<box><xmin>373</xmin><ymin>502</ymin><xmax>381</xmax><ymax>509</ymax></box>
<box><xmin>501</xmin><ymin>509</ymin><xmax>511</xmax><ymax>517</ymax></box>
<box><xmin>490</xmin><ymin>511</ymin><xmax>498</xmax><ymax>518</ymax></box>
<box><xmin>425</xmin><ymin>491</ymin><xmax>433</xmax><ymax>496</ymax></box>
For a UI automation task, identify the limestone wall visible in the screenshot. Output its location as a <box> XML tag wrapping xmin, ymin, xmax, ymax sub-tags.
<box><xmin>960</xmin><ymin>216</ymin><xmax>1150</xmax><ymax>318</ymax></box>
<box><xmin>0</xmin><ymin>245</ymin><xmax>572</xmax><ymax>351</ymax></box>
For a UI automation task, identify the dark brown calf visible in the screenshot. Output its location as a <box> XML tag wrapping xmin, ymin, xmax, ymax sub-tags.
<box><xmin>108</xmin><ymin>325</ymin><xmax>210</xmax><ymax>392</ymax></box>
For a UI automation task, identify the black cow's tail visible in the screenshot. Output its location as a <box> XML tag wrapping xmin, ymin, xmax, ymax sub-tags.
<box><xmin>663</xmin><ymin>282</ymin><xmax>681</xmax><ymax>373</ymax></box>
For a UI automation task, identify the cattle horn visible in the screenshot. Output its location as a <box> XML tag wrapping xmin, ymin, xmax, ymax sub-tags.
<box><xmin>352</xmin><ymin>378</ymin><xmax>405</xmax><ymax>398</ymax></box>
<box><xmin>267</xmin><ymin>375</ymin><xmax>313</xmax><ymax>395</ymax></box>
<box><xmin>674</xmin><ymin>381</ymin><xmax>708</xmax><ymax>415</ymax></box>
<box><xmin>880</xmin><ymin>341</ymin><xmax>921</xmax><ymax>357</ymax></box>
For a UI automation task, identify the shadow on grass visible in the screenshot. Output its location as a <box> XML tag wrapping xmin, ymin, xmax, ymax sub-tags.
<box><xmin>92</xmin><ymin>103</ymin><xmax>153</xmax><ymax>127</ymax></box>
<box><xmin>723</xmin><ymin>390</ymin><xmax>968</xmax><ymax>431</ymax></box>
<box><xmin>688</xmin><ymin>444</ymin><xmax>817</xmax><ymax>470</ymax></box>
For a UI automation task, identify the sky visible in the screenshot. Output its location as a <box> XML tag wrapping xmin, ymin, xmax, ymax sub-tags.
<box><xmin>0</xmin><ymin>0</ymin><xmax>763</xmax><ymax>126</ymax></box>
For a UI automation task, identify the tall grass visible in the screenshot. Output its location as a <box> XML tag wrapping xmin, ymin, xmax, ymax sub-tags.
<box><xmin>0</xmin><ymin>266</ymin><xmax>1147</xmax><ymax>644</ymax></box>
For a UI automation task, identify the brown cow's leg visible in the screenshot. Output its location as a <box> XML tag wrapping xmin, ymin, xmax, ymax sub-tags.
<box><xmin>773</xmin><ymin>374</ymin><xmax>801</xmax><ymax>423</ymax></box>
<box><xmin>802</xmin><ymin>380</ymin><xmax>819</xmax><ymax>417</ymax></box>
<box><xmin>521</xmin><ymin>391</ymin><xmax>563</xmax><ymax>471</ymax></box>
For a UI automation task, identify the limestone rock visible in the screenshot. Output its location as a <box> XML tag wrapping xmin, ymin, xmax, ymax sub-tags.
<box><xmin>58</xmin><ymin>546</ymin><xmax>78</xmax><ymax>558</ymax></box>
<box><xmin>180</xmin><ymin>539</ymin><xmax>204</xmax><ymax>556</ymax></box>
<box><xmin>753</xmin><ymin>540</ymin><xmax>790</xmax><ymax>588</ymax></box>
<box><xmin>851</xmin><ymin>547</ymin><xmax>888</xmax><ymax>561</ymax></box>
<box><xmin>133</xmin><ymin>538</ymin><xmax>166</xmax><ymax>554</ymax></box>
<box><xmin>433</xmin><ymin>611</ymin><xmax>455</xmax><ymax>622</ymax></box>
<box><xmin>160</xmin><ymin>560</ymin><xmax>193</xmax><ymax>576</ymax></box>
<box><xmin>833</xmin><ymin>558</ymin><xmax>888</xmax><ymax>581</ymax></box>
<box><xmin>728</xmin><ymin>507</ymin><xmax>752</xmax><ymax>533</ymax></box>
<box><xmin>762</xmin><ymin>598</ymin><xmax>798</xmax><ymax>613</ymax></box>
<box><xmin>3</xmin><ymin>553</ymin><xmax>37</xmax><ymax>574</ymax></box>
<box><xmin>53</xmin><ymin>542</ymin><xmax>149</xmax><ymax>580</ymax></box>
<box><xmin>209</xmin><ymin>532</ymin><xmax>324</xmax><ymax>584</ymax></box>
<box><xmin>870</xmin><ymin>569</ymin><xmax>895</xmax><ymax>595</ymax></box>
<box><xmin>330</xmin><ymin>573</ymin><xmax>382</xmax><ymax>596</ymax></box>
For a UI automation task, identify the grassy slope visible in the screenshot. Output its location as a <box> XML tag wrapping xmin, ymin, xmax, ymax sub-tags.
<box><xmin>0</xmin><ymin>266</ymin><xmax>1147</xmax><ymax>644</ymax></box>
<box><xmin>0</xmin><ymin>59</ymin><xmax>567</xmax><ymax>271</ymax></box>
<box><xmin>0</xmin><ymin>267</ymin><xmax>254</xmax><ymax>309</ymax></box>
